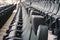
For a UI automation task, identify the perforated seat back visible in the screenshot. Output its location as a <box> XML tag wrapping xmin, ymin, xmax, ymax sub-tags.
<box><xmin>37</xmin><ymin>25</ymin><xmax>48</xmax><ymax>40</ymax></box>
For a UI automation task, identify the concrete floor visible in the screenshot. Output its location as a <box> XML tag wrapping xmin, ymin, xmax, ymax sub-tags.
<box><xmin>48</xmin><ymin>30</ymin><xmax>57</xmax><ymax>40</ymax></box>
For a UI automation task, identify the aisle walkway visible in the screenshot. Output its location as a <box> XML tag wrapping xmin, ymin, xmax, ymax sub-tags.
<box><xmin>48</xmin><ymin>30</ymin><xmax>57</xmax><ymax>40</ymax></box>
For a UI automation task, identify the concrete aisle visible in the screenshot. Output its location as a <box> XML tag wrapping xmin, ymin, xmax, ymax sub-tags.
<box><xmin>48</xmin><ymin>30</ymin><xmax>57</xmax><ymax>40</ymax></box>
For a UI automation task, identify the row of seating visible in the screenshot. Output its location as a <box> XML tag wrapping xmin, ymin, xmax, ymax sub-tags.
<box><xmin>0</xmin><ymin>4</ymin><xmax>14</xmax><ymax>11</ymax></box>
<box><xmin>20</xmin><ymin>3</ymin><xmax>48</xmax><ymax>40</ymax></box>
<box><xmin>3</xmin><ymin>5</ymin><xmax>23</xmax><ymax>40</ymax></box>
<box><xmin>27</xmin><ymin>0</ymin><xmax>60</xmax><ymax>40</ymax></box>
<box><xmin>4</xmin><ymin>1</ymin><xmax>60</xmax><ymax>40</ymax></box>
<box><xmin>20</xmin><ymin>0</ymin><xmax>60</xmax><ymax>40</ymax></box>
<box><xmin>0</xmin><ymin>4</ymin><xmax>16</xmax><ymax>28</ymax></box>
<box><xmin>3</xmin><ymin>3</ymin><xmax>31</xmax><ymax>40</ymax></box>
<box><xmin>21</xmin><ymin>4</ymin><xmax>31</xmax><ymax>40</ymax></box>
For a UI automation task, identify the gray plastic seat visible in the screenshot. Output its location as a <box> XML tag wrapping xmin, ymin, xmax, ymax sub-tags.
<box><xmin>30</xmin><ymin>25</ymin><xmax>48</xmax><ymax>40</ymax></box>
<box><xmin>31</xmin><ymin>15</ymin><xmax>45</xmax><ymax>34</ymax></box>
<box><xmin>37</xmin><ymin>25</ymin><xmax>48</xmax><ymax>40</ymax></box>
